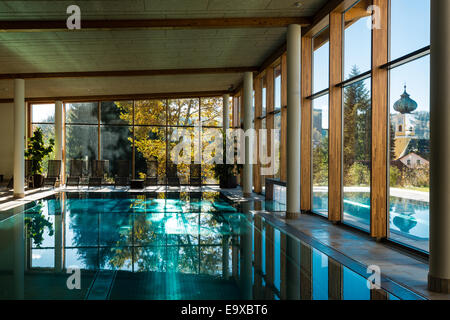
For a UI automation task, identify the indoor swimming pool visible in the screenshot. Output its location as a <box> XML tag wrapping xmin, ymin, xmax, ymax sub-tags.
<box><xmin>0</xmin><ymin>191</ymin><xmax>424</xmax><ymax>300</ymax></box>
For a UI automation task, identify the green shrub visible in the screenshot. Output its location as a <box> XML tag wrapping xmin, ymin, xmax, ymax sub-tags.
<box><xmin>345</xmin><ymin>162</ymin><xmax>370</xmax><ymax>186</ymax></box>
<box><xmin>390</xmin><ymin>166</ymin><xmax>401</xmax><ymax>187</ymax></box>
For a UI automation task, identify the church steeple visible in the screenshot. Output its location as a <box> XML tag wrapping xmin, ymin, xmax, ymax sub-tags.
<box><xmin>393</xmin><ymin>85</ymin><xmax>418</xmax><ymax>114</ymax></box>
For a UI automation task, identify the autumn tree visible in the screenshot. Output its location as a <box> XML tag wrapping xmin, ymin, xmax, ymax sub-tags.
<box><xmin>116</xmin><ymin>98</ymin><xmax>223</xmax><ymax>184</ymax></box>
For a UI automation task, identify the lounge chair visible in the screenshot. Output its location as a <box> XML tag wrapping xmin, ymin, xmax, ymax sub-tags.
<box><xmin>166</xmin><ymin>163</ymin><xmax>180</xmax><ymax>186</ymax></box>
<box><xmin>66</xmin><ymin>159</ymin><xmax>83</xmax><ymax>187</ymax></box>
<box><xmin>114</xmin><ymin>160</ymin><xmax>130</xmax><ymax>188</ymax></box>
<box><xmin>43</xmin><ymin>160</ymin><xmax>62</xmax><ymax>188</ymax></box>
<box><xmin>6</xmin><ymin>178</ymin><xmax>12</xmax><ymax>189</ymax></box>
<box><xmin>145</xmin><ymin>159</ymin><xmax>158</xmax><ymax>187</ymax></box>
<box><xmin>88</xmin><ymin>160</ymin><xmax>107</xmax><ymax>188</ymax></box>
<box><xmin>189</xmin><ymin>163</ymin><xmax>202</xmax><ymax>187</ymax></box>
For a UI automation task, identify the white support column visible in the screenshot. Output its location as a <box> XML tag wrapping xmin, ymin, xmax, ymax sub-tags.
<box><xmin>243</xmin><ymin>72</ymin><xmax>253</xmax><ymax>197</ymax></box>
<box><xmin>429</xmin><ymin>0</ymin><xmax>450</xmax><ymax>293</ymax></box>
<box><xmin>13</xmin><ymin>79</ymin><xmax>25</xmax><ymax>198</ymax></box>
<box><xmin>223</xmin><ymin>93</ymin><xmax>230</xmax><ymax>131</ymax></box>
<box><xmin>55</xmin><ymin>101</ymin><xmax>63</xmax><ymax>160</ymax></box>
<box><xmin>55</xmin><ymin>101</ymin><xmax>63</xmax><ymax>185</ymax></box>
<box><xmin>286</xmin><ymin>24</ymin><xmax>301</xmax><ymax>218</ymax></box>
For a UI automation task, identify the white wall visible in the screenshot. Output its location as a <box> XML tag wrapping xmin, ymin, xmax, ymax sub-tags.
<box><xmin>0</xmin><ymin>103</ymin><xmax>14</xmax><ymax>180</ymax></box>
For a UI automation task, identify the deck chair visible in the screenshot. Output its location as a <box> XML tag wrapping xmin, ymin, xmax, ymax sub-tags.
<box><xmin>166</xmin><ymin>163</ymin><xmax>180</xmax><ymax>186</ymax></box>
<box><xmin>43</xmin><ymin>160</ymin><xmax>61</xmax><ymax>188</ymax></box>
<box><xmin>88</xmin><ymin>160</ymin><xmax>107</xmax><ymax>188</ymax></box>
<box><xmin>66</xmin><ymin>159</ymin><xmax>83</xmax><ymax>187</ymax></box>
<box><xmin>114</xmin><ymin>160</ymin><xmax>130</xmax><ymax>188</ymax></box>
<box><xmin>7</xmin><ymin>178</ymin><xmax>13</xmax><ymax>189</ymax></box>
<box><xmin>145</xmin><ymin>159</ymin><xmax>158</xmax><ymax>187</ymax></box>
<box><xmin>8</xmin><ymin>159</ymin><xmax>34</xmax><ymax>189</ymax></box>
<box><xmin>189</xmin><ymin>163</ymin><xmax>202</xmax><ymax>187</ymax></box>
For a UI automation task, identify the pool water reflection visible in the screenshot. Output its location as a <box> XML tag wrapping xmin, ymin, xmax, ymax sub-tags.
<box><xmin>0</xmin><ymin>192</ymin><xmax>416</xmax><ymax>300</ymax></box>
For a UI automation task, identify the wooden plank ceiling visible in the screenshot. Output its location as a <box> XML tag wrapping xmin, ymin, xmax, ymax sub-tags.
<box><xmin>0</xmin><ymin>0</ymin><xmax>328</xmax><ymax>100</ymax></box>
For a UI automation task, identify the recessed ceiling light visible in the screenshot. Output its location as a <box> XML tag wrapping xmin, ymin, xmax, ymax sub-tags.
<box><xmin>294</xmin><ymin>1</ymin><xmax>303</xmax><ymax>8</ymax></box>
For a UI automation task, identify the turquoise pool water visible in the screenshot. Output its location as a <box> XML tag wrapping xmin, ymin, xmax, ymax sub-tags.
<box><xmin>0</xmin><ymin>192</ymin><xmax>420</xmax><ymax>300</ymax></box>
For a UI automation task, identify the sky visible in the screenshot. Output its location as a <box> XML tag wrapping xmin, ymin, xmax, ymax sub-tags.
<box><xmin>313</xmin><ymin>0</ymin><xmax>431</xmax><ymax>127</ymax></box>
<box><xmin>32</xmin><ymin>103</ymin><xmax>55</xmax><ymax>123</ymax></box>
<box><xmin>389</xmin><ymin>0</ymin><xmax>430</xmax><ymax>113</ymax></box>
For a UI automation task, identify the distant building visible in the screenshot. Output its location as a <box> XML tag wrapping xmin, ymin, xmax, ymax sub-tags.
<box><xmin>391</xmin><ymin>86</ymin><xmax>430</xmax><ymax>160</ymax></box>
<box><xmin>391</xmin><ymin>112</ymin><xmax>415</xmax><ymax>159</ymax></box>
<box><xmin>398</xmin><ymin>152</ymin><xmax>429</xmax><ymax>169</ymax></box>
<box><xmin>312</xmin><ymin>108</ymin><xmax>323</xmax><ymax>146</ymax></box>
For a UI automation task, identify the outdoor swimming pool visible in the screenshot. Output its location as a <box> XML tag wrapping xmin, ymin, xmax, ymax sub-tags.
<box><xmin>0</xmin><ymin>192</ymin><xmax>422</xmax><ymax>300</ymax></box>
<box><xmin>313</xmin><ymin>192</ymin><xmax>429</xmax><ymax>242</ymax></box>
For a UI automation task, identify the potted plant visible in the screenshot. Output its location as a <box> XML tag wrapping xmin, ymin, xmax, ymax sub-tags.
<box><xmin>213</xmin><ymin>163</ymin><xmax>241</xmax><ymax>188</ymax></box>
<box><xmin>25</xmin><ymin>128</ymin><xmax>54</xmax><ymax>188</ymax></box>
<box><xmin>212</xmin><ymin>133</ymin><xmax>242</xmax><ymax>188</ymax></box>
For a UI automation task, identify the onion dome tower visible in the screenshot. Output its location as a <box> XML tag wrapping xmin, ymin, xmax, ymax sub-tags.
<box><xmin>393</xmin><ymin>85</ymin><xmax>418</xmax><ymax>114</ymax></box>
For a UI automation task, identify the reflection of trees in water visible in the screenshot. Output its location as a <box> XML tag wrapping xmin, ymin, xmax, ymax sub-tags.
<box><xmin>67</xmin><ymin>195</ymin><xmax>235</xmax><ymax>275</ymax></box>
<box><xmin>67</xmin><ymin>199</ymin><xmax>127</xmax><ymax>269</ymax></box>
<box><xmin>25</xmin><ymin>201</ymin><xmax>54</xmax><ymax>248</ymax></box>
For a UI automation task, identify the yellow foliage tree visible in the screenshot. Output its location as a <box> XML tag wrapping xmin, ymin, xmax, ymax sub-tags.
<box><xmin>116</xmin><ymin>98</ymin><xmax>222</xmax><ymax>183</ymax></box>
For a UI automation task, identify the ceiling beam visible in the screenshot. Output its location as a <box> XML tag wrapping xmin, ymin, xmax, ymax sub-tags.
<box><xmin>0</xmin><ymin>17</ymin><xmax>312</xmax><ymax>32</ymax></box>
<box><xmin>0</xmin><ymin>67</ymin><xmax>258</xmax><ymax>80</ymax></box>
<box><xmin>0</xmin><ymin>90</ymin><xmax>230</xmax><ymax>104</ymax></box>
